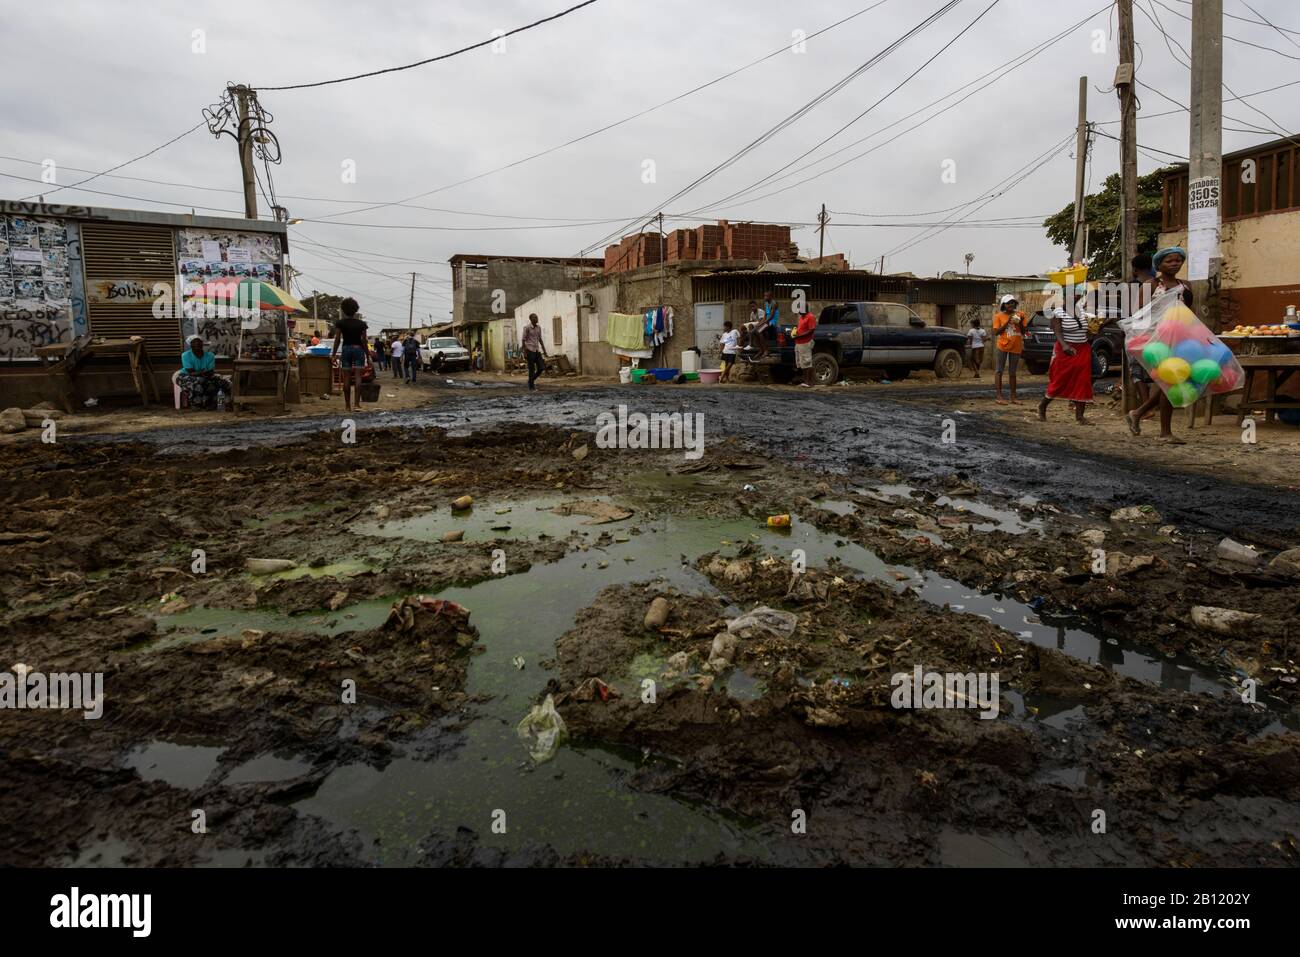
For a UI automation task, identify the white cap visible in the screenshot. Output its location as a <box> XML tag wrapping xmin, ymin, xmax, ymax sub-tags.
<box><xmin>999</xmin><ymin>294</ymin><xmax>1018</xmax><ymax>306</ymax></box>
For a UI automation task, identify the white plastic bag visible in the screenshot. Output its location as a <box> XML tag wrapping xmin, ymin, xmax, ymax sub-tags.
<box><xmin>517</xmin><ymin>694</ymin><xmax>567</xmax><ymax>764</ymax></box>
<box><xmin>727</xmin><ymin>605</ymin><xmax>798</xmax><ymax>641</ymax></box>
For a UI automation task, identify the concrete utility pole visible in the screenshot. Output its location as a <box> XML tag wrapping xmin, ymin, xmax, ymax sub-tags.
<box><xmin>233</xmin><ymin>85</ymin><xmax>258</xmax><ymax>220</ymax></box>
<box><xmin>1188</xmin><ymin>0</ymin><xmax>1223</xmax><ymax>331</ymax></box>
<box><xmin>1071</xmin><ymin>76</ymin><xmax>1089</xmax><ymax>265</ymax></box>
<box><xmin>1116</xmin><ymin>0</ymin><xmax>1139</xmax><ymax>415</ymax></box>
<box><xmin>817</xmin><ymin>204</ymin><xmax>829</xmax><ymax>260</ymax></box>
<box><xmin>407</xmin><ymin>272</ymin><xmax>416</xmax><ymax>330</ymax></box>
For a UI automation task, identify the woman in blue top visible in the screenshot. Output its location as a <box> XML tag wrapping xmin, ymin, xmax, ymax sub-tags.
<box><xmin>178</xmin><ymin>335</ymin><xmax>232</xmax><ymax>410</ymax></box>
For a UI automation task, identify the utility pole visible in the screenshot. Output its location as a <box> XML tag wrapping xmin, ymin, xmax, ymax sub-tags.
<box><xmin>311</xmin><ymin>288</ymin><xmax>319</xmax><ymax>337</ymax></box>
<box><xmin>233</xmin><ymin>85</ymin><xmax>258</xmax><ymax>220</ymax></box>
<box><xmin>817</xmin><ymin>203</ymin><xmax>829</xmax><ymax>260</ymax></box>
<box><xmin>1070</xmin><ymin>76</ymin><xmax>1089</xmax><ymax>265</ymax></box>
<box><xmin>1116</xmin><ymin>0</ymin><xmax>1139</xmax><ymax>415</ymax></box>
<box><xmin>407</xmin><ymin>272</ymin><xmax>416</xmax><ymax>330</ymax></box>
<box><xmin>1188</xmin><ymin>0</ymin><xmax>1223</xmax><ymax>331</ymax></box>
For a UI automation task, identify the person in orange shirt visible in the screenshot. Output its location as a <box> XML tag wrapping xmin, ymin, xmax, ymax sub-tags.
<box><xmin>992</xmin><ymin>295</ymin><xmax>1028</xmax><ymax>403</ymax></box>
<box><xmin>793</xmin><ymin>308</ymin><xmax>818</xmax><ymax>387</ymax></box>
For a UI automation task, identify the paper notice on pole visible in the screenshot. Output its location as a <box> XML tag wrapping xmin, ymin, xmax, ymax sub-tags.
<box><xmin>200</xmin><ymin>240</ymin><xmax>222</xmax><ymax>262</ymax></box>
<box><xmin>1186</xmin><ymin>175</ymin><xmax>1221</xmax><ymax>281</ymax></box>
<box><xmin>11</xmin><ymin>248</ymin><xmax>42</xmax><ymax>264</ymax></box>
<box><xmin>226</xmin><ymin>246</ymin><xmax>252</xmax><ymax>264</ymax></box>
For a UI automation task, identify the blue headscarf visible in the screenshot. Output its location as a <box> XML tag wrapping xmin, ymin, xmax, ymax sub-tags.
<box><xmin>1153</xmin><ymin>246</ymin><xmax>1187</xmax><ymax>268</ymax></box>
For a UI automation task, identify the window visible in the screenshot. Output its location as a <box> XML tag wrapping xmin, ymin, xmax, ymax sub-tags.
<box><xmin>883</xmin><ymin>304</ymin><xmax>913</xmax><ymax>327</ymax></box>
<box><xmin>861</xmin><ymin>303</ymin><xmax>889</xmax><ymax>325</ymax></box>
<box><xmin>552</xmin><ymin>316</ymin><xmax>563</xmax><ymax>346</ymax></box>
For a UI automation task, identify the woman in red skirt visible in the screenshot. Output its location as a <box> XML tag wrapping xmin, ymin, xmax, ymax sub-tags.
<box><xmin>1037</xmin><ymin>305</ymin><xmax>1093</xmax><ymax>424</ymax></box>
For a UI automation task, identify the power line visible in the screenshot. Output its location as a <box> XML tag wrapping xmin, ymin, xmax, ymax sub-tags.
<box><xmin>681</xmin><ymin>1</ymin><xmax>1112</xmax><ymax>217</ymax></box>
<box><xmin>1157</xmin><ymin>0</ymin><xmax>1300</xmax><ymax>58</ymax></box>
<box><xmin>578</xmin><ymin>0</ymin><xmax>966</xmax><ymax>257</ymax></box>
<box><xmin>1093</xmin><ymin>128</ymin><xmax>1187</xmax><ymax>161</ymax></box>
<box><xmin>688</xmin><ymin>0</ymin><xmax>1003</xmax><ymax>215</ymax></box>
<box><xmin>17</xmin><ymin>120</ymin><xmax>206</xmax><ymax>201</ymax></box>
<box><xmin>309</xmin><ymin>1</ymin><xmax>894</xmax><ymax>223</ymax></box>
<box><xmin>255</xmin><ymin>1</ymin><xmax>603</xmax><ymax>91</ymax></box>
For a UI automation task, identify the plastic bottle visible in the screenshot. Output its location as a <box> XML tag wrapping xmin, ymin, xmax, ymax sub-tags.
<box><xmin>767</xmin><ymin>514</ymin><xmax>791</xmax><ymax>527</ymax></box>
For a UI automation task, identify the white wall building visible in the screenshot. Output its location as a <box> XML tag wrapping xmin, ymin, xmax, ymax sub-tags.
<box><xmin>513</xmin><ymin>289</ymin><xmax>580</xmax><ymax>367</ymax></box>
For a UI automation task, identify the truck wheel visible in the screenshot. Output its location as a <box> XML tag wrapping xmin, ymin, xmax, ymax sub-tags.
<box><xmin>934</xmin><ymin>348</ymin><xmax>962</xmax><ymax>379</ymax></box>
<box><xmin>1092</xmin><ymin>347</ymin><xmax>1110</xmax><ymax>378</ymax></box>
<box><xmin>812</xmin><ymin>352</ymin><xmax>840</xmax><ymax>385</ymax></box>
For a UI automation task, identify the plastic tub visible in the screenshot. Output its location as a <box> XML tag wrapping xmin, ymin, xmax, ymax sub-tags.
<box><xmin>698</xmin><ymin>369</ymin><xmax>722</xmax><ymax>384</ymax></box>
<box><xmin>649</xmin><ymin>367</ymin><xmax>679</xmax><ymax>382</ymax></box>
<box><xmin>618</xmin><ymin>367</ymin><xmax>632</xmax><ymax>384</ymax></box>
<box><xmin>631</xmin><ymin>369</ymin><xmax>648</xmax><ymax>383</ymax></box>
<box><xmin>683</xmin><ymin>371</ymin><xmax>699</xmax><ymax>382</ymax></box>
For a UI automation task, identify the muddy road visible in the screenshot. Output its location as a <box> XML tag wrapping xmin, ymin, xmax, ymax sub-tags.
<box><xmin>3</xmin><ymin>385</ymin><xmax>1297</xmax><ymax>867</ymax></box>
<box><xmin>79</xmin><ymin>384</ymin><xmax>1300</xmax><ymax>540</ymax></box>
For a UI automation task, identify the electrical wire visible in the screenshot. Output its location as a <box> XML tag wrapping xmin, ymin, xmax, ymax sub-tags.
<box><xmin>17</xmin><ymin>120</ymin><xmax>206</xmax><ymax>201</ymax></box>
<box><xmin>255</xmin><ymin>1</ymin><xmax>603</xmax><ymax>91</ymax></box>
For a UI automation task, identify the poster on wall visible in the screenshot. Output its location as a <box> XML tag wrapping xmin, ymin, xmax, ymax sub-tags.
<box><xmin>177</xmin><ymin>227</ymin><xmax>286</xmax><ymax>358</ymax></box>
<box><xmin>0</xmin><ymin>214</ymin><xmax>75</xmax><ymax>360</ymax></box>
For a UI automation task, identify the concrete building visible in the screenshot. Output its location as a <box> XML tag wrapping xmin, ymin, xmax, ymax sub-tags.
<box><xmin>1159</xmin><ymin>135</ymin><xmax>1300</xmax><ymax>327</ymax></box>
<box><xmin>570</xmin><ymin>259</ymin><xmax>995</xmax><ymax>377</ymax></box>
<box><xmin>512</xmin><ymin>290</ymin><xmax>581</xmax><ymax>369</ymax></box>
<box><xmin>448</xmin><ymin>253</ymin><xmax>602</xmax><ymax>370</ymax></box>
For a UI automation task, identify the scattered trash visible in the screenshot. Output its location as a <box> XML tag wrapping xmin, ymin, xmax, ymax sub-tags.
<box><xmin>441</xmin><ymin>530</ymin><xmax>465</xmax><ymax>543</ymax></box>
<box><xmin>0</xmin><ymin>407</ymin><xmax>27</xmax><ymax>433</ymax></box>
<box><xmin>1268</xmin><ymin>547</ymin><xmax>1300</xmax><ymax>578</ymax></box>
<box><xmin>83</xmin><ymin>397</ymin><xmax>99</xmax><ymax>408</ymax></box>
<box><xmin>1215</xmin><ymin>537</ymin><xmax>1260</xmax><ymax>566</ymax></box>
<box><xmin>742</xmin><ymin>484</ymin><xmax>757</xmax><ymax>492</ymax></box>
<box><xmin>708</xmin><ymin>632</ymin><xmax>738</xmax><ymax>671</ymax></box>
<box><xmin>245</xmin><ymin>558</ymin><xmax>297</xmax><ymax>575</ymax></box>
<box><xmin>451</xmin><ymin>495</ymin><xmax>473</xmax><ymax>511</ymax></box>
<box><xmin>727</xmin><ymin>606</ymin><xmax>799</xmax><ymax>641</ymax></box>
<box><xmin>1190</xmin><ymin>605</ymin><xmax>1261</xmax><ymax>635</ymax></box>
<box><xmin>572</xmin><ymin>444</ymin><xmax>589</xmax><ymax>462</ymax></box>
<box><xmin>326</xmin><ymin>590</ymin><xmax>349</xmax><ymax>611</ymax></box>
<box><xmin>516</xmin><ymin>694</ymin><xmax>567</xmax><ymax>764</ymax></box>
<box><xmin>1109</xmin><ymin>504</ymin><xmax>1161</xmax><ymax>524</ymax></box>
<box><xmin>373</xmin><ymin>505</ymin><xmax>390</xmax><ymax>521</ymax></box>
<box><xmin>644</xmin><ymin>596</ymin><xmax>671</xmax><ymax>630</ymax></box>
<box><xmin>494</xmin><ymin>507</ymin><xmax>512</xmax><ymax>515</ymax></box>
<box><xmin>766</xmin><ymin>514</ymin><xmax>791</xmax><ymax>527</ymax></box>
<box><xmin>1027</xmin><ymin>596</ymin><xmax>1046</xmax><ymax>611</ymax></box>
<box><xmin>511</xmin><ymin>655</ymin><xmax>526</xmax><ymax>670</ymax></box>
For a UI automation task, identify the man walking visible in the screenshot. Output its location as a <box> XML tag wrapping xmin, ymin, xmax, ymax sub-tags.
<box><xmin>389</xmin><ymin>334</ymin><xmax>404</xmax><ymax>379</ymax></box>
<box><xmin>404</xmin><ymin>332</ymin><xmax>420</xmax><ymax>383</ymax></box>
<box><xmin>522</xmin><ymin>313</ymin><xmax>547</xmax><ymax>391</ymax></box>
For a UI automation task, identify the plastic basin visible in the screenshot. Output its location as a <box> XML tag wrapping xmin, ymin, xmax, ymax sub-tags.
<box><xmin>649</xmin><ymin>367</ymin><xmax>679</xmax><ymax>381</ymax></box>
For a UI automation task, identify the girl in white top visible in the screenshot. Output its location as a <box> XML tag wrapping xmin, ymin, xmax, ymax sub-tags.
<box><xmin>965</xmin><ymin>318</ymin><xmax>987</xmax><ymax>377</ymax></box>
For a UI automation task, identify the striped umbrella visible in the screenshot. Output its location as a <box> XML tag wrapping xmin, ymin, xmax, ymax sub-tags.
<box><xmin>185</xmin><ymin>278</ymin><xmax>307</xmax><ymax>314</ymax></box>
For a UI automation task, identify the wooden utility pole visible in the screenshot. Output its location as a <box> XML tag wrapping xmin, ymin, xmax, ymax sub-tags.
<box><xmin>1188</xmin><ymin>0</ymin><xmax>1223</xmax><ymax>331</ymax></box>
<box><xmin>233</xmin><ymin>85</ymin><xmax>258</xmax><ymax>220</ymax></box>
<box><xmin>1117</xmin><ymin>0</ymin><xmax>1139</xmax><ymax>414</ymax></box>
<box><xmin>407</xmin><ymin>272</ymin><xmax>416</xmax><ymax>330</ymax></box>
<box><xmin>817</xmin><ymin>203</ymin><xmax>829</xmax><ymax>260</ymax></box>
<box><xmin>1071</xmin><ymin>76</ymin><xmax>1089</xmax><ymax>265</ymax></box>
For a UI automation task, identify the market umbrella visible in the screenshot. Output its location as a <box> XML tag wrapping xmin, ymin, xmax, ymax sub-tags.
<box><xmin>185</xmin><ymin>278</ymin><xmax>307</xmax><ymax>314</ymax></box>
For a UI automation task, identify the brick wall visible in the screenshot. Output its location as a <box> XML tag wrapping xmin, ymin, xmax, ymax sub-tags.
<box><xmin>607</xmin><ymin>219</ymin><xmax>796</xmax><ymax>273</ymax></box>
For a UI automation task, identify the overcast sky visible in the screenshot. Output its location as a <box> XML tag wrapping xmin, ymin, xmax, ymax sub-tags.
<box><xmin>2</xmin><ymin>0</ymin><xmax>1297</xmax><ymax>325</ymax></box>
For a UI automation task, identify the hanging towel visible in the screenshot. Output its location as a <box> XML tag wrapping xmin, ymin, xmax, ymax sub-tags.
<box><xmin>606</xmin><ymin>312</ymin><xmax>647</xmax><ymax>351</ymax></box>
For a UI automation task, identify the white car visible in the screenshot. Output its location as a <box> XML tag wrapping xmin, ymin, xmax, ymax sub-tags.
<box><xmin>420</xmin><ymin>337</ymin><xmax>472</xmax><ymax>372</ymax></box>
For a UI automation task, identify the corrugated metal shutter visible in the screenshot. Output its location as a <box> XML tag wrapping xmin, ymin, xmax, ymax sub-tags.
<box><xmin>81</xmin><ymin>222</ymin><xmax>179</xmax><ymax>357</ymax></box>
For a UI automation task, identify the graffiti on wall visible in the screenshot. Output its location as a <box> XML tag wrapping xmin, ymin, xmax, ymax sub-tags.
<box><xmin>177</xmin><ymin>228</ymin><xmax>285</xmax><ymax>357</ymax></box>
<box><xmin>0</xmin><ymin>215</ymin><xmax>76</xmax><ymax>359</ymax></box>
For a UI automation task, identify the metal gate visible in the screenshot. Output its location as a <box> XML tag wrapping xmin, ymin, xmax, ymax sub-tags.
<box><xmin>80</xmin><ymin>222</ymin><xmax>179</xmax><ymax>358</ymax></box>
<box><xmin>694</xmin><ymin>302</ymin><xmax>726</xmax><ymax>367</ymax></box>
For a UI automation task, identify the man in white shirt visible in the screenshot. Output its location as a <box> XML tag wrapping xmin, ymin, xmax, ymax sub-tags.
<box><xmin>965</xmin><ymin>318</ymin><xmax>988</xmax><ymax>378</ymax></box>
<box><xmin>389</xmin><ymin>336</ymin><xmax>404</xmax><ymax>379</ymax></box>
<box><xmin>719</xmin><ymin>320</ymin><xmax>739</xmax><ymax>382</ymax></box>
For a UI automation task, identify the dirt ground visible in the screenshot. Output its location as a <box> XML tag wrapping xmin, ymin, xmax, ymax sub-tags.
<box><xmin>2</xmin><ymin>390</ymin><xmax>1297</xmax><ymax>866</ymax></box>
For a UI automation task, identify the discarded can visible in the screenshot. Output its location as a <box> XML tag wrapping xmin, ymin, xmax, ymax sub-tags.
<box><xmin>451</xmin><ymin>495</ymin><xmax>473</xmax><ymax>511</ymax></box>
<box><xmin>767</xmin><ymin>514</ymin><xmax>791</xmax><ymax>527</ymax></box>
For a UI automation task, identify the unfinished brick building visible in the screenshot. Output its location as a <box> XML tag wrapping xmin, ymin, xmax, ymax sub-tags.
<box><xmin>604</xmin><ymin>220</ymin><xmax>797</xmax><ymax>274</ymax></box>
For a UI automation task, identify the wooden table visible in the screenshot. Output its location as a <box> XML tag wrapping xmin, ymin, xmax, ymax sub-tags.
<box><xmin>34</xmin><ymin>337</ymin><xmax>160</xmax><ymax>413</ymax></box>
<box><xmin>232</xmin><ymin>358</ymin><xmax>289</xmax><ymax>413</ymax></box>
<box><xmin>1235</xmin><ymin>354</ymin><xmax>1300</xmax><ymax>425</ymax></box>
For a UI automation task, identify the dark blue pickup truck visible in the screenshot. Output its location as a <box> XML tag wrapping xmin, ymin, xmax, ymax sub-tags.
<box><xmin>742</xmin><ymin>301</ymin><xmax>969</xmax><ymax>385</ymax></box>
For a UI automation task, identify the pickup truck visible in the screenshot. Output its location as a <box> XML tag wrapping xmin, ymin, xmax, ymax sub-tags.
<box><xmin>741</xmin><ymin>301</ymin><xmax>968</xmax><ymax>385</ymax></box>
<box><xmin>420</xmin><ymin>336</ymin><xmax>472</xmax><ymax>372</ymax></box>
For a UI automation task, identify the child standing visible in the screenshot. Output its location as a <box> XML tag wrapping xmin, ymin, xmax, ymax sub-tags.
<box><xmin>719</xmin><ymin>320</ymin><xmax>739</xmax><ymax>382</ymax></box>
<box><xmin>965</xmin><ymin>318</ymin><xmax>987</xmax><ymax>377</ymax></box>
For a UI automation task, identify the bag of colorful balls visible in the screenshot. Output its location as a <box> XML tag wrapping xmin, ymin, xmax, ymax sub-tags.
<box><xmin>1119</xmin><ymin>290</ymin><xmax>1244</xmax><ymax>407</ymax></box>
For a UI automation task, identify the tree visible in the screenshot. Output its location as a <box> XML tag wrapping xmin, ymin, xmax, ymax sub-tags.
<box><xmin>1043</xmin><ymin>169</ymin><xmax>1168</xmax><ymax>278</ymax></box>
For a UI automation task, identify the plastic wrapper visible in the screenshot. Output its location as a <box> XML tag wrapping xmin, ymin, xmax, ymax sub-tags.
<box><xmin>1119</xmin><ymin>290</ymin><xmax>1244</xmax><ymax>407</ymax></box>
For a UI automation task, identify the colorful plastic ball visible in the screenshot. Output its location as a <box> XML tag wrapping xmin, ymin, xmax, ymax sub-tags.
<box><xmin>1142</xmin><ymin>341</ymin><xmax>1172</xmax><ymax>367</ymax></box>
<box><xmin>1165</xmin><ymin>382</ymin><xmax>1200</xmax><ymax>407</ymax></box>
<box><xmin>1189</xmin><ymin>358</ymin><xmax>1222</xmax><ymax>384</ymax></box>
<box><xmin>1207</xmin><ymin>341</ymin><xmax>1233</xmax><ymax>365</ymax></box>
<box><xmin>1173</xmin><ymin>340</ymin><xmax>1206</xmax><ymax>364</ymax></box>
<box><xmin>1162</xmin><ymin>304</ymin><xmax>1198</xmax><ymax>326</ymax></box>
<box><xmin>1211</xmin><ymin>366</ymin><xmax>1242</xmax><ymax>393</ymax></box>
<box><xmin>1157</xmin><ymin>356</ymin><xmax>1192</xmax><ymax>384</ymax></box>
